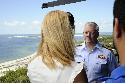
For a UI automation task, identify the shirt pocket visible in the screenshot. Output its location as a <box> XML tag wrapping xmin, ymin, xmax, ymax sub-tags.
<box><xmin>94</xmin><ymin>60</ymin><xmax>108</xmax><ymax>75</ymax></box>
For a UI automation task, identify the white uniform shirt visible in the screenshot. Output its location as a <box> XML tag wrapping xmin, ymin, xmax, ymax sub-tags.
<box><xmin>75</xmin><ymin>42</ymin><xmax>118</xmax><ymax>83</ymax></box>
<box><xmin>27</xmin><ymin>56</ymin><xmax>84</xmax><ymax>83</ymax></box>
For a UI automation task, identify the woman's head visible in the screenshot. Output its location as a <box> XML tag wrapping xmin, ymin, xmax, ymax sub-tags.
<box><xmin>38</xmin><ymin>10</ymin><xmax>75</xmax><ymax>69</ymax></box>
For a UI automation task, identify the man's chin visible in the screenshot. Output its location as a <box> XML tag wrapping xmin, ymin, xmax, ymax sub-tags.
<box><xmin>85</xmin><ymin>41</ymin><xmax>92</xmax><ymax>43</ymax></box>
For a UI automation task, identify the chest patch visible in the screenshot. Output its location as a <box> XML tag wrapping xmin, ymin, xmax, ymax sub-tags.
<box><xmin>98</xmin><ymin>55</ymin><xmax>106</xmax><ymax>59</ymax></box>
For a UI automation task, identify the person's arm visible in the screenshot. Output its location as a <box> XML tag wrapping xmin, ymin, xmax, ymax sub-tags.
<box><xmin>73</xmin><ymin>69</ymin><xmax>88</xmax><ymax>83</ymax></box>
<box><xmin>108</xmin><ymin>51</ymin><xmax>119</xmax><ymax>74</ymax></box>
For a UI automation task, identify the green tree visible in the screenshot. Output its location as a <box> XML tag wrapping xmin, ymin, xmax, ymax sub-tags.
<box><xmin>0</xmin><ymin>67</ymin><xmax>30</xmax><ymax>83</ymax></box>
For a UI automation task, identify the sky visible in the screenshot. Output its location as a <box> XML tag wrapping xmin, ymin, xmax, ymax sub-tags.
<box><xmin>0</xmin><ymin>0</ymin><xmax>114</xmax><ymax>34</ymax></box>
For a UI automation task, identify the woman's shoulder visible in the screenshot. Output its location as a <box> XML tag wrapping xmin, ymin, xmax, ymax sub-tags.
<box><xmin>27</xmin><ymin>56</ymin><xmax>43</xmax><ymax>71</ymax></box>
<box><xmin>28</xmin><ymin>56</ymin><xmax>41</xmax><ymax>66</ymax></box>
<box><xmin>66</xmin><ymin>62</ymin><xmax>85</xmax><ymax>83</ymax></box>
<box><xmin>70</xmin><ymin>61</ymin><xmax>84</xmax><ymax>72</ymax></box>
<box><xmin>27</xmin><ymin>55</ymin><xmax>50</xmax><ymax>70</ymax></box>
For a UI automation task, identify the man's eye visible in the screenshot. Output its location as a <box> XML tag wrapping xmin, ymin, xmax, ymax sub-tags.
<box><xmin>91</xmin><ymin>32</ymin><xmax>95</xmax><ymax>34</ymax></box>
<box><xmin>84</xmin><ymin>32</ymin><xmax>88</xmax><ymax>34</ymax></box>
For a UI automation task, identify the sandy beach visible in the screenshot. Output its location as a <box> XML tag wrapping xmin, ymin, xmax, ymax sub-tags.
<box><xmin>0</xmin><ymin>52</ymin><xmax>36</xmax><ymax>77</ymax></box>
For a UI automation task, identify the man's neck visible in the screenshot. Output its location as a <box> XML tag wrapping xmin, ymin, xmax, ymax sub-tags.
<box><xmin>86</xmin><ymin>42</ymin><xmax>96</xmax><ymax>51</ymax></box>
<box><xmin>117</xmin><ymin>34</ymin><xmax>125</xmax><ymax>66</ymax></box>
<box><xmin>119</xmin><ymin>49</ymin><xmax>125</xmax><ymax>66</ymax></box>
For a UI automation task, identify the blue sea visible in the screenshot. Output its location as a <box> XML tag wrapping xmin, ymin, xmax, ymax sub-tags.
<box><xmin>0</xmin><ymin>32</ymin><xmax>112</xmax><ymax>63</ymax></box>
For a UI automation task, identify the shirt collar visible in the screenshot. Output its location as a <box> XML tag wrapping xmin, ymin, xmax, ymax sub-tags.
<box><xmin>110</xmin><ymin>66</ymin><xmax>125</xmax><ymax>79</ymax></box>
<box><xmin>95</xmin><ymin>42</ymin><xmax>103</xmax><ymax>50</ymax></box>
<box><xmin>82</xmin><ymin>41</ymin><xmax>103</xmax><ymax>51</ymax></box>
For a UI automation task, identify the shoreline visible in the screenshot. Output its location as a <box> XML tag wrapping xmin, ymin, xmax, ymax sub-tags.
<box><xmin>0</xmin><ymin>52</ymin><xmax>36</xmax><ymax>77</ymax></box>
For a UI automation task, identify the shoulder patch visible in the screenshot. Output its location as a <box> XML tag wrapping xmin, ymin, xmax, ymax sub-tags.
<box><xmin>102</xmin><ymin>45</ymin><xmax>112</xmax><ymax>52</ymax></box>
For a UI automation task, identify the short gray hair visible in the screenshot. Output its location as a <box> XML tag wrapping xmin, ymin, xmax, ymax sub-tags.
<box><xmin>85</xmin><ymin>22</ymin><xmax>99</xmax><ymax>31</ymax></box>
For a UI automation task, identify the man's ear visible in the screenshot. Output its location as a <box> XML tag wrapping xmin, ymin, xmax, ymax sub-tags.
<box><xmin>95</xmin><ymin>31</ymin><xmax>99</xmax><ymax>38</ymax></box>
<box><xmin>114</xmin><ymin>18</ymin><xmax>122</xmax><ymax>38</ymax></box>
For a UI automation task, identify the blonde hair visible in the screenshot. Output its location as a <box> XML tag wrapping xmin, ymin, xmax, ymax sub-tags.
<box><xmin>37</xmin><ymin>10</ymin><xmax>75</xmax><ymax>69</ymax></box>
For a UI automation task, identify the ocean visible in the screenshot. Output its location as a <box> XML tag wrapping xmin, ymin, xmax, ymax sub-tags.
<box><xmin>0</xmin><ymin>32</ymin><xmax>112</xmax><ymax>63</ymax></box>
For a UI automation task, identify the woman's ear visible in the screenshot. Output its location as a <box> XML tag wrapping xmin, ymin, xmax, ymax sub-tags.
<box><xmin>114</xmin><ymin>18</ymin><xmax>122</xmax><ymax>38</ymax></box>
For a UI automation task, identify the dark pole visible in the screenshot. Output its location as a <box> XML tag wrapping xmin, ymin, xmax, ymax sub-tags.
<box><xmin>42</xmin><ymin>0</ymin><xmax>86</xmax><ymax>9</ymax></box>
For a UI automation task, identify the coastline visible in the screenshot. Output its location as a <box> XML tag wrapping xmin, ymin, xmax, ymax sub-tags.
<box><xmin>0</xmin><ymin>52</ymin><xmax>36</xmax><ymax>77</ymax></box>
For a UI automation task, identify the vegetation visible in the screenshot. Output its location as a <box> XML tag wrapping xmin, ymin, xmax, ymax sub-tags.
<box><xmin>0</xmin><ymin>67</ymin><xmax>30</xmax><ymax>83</ymax></box>
<box><xmin>98</xmin><ymin>35</ymin><xmax>114</xmax><ymax>49</ymax></box>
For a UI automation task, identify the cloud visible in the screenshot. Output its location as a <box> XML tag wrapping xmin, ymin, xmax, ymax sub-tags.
<box><xmin>99</xmin><ymin>21</ymin><xmax>112</xmax><ymax>27</ymax></box>
<box><xmin>20</xmin><ymin>22</ymin><xmax>26</xmax><ymax>25</ymax></box>
<box><xmin>75</xmin><ymin>22</ymin><xmax>83</xmax><ymax>26</ymax></box>
<box><xmin>32</xmin><ymin>20</ymin><xmax>41</xmax><ymax>26</ymax></box>
<box><xmin>4</xmin><ymin>21</ymin><xmax>26</xmax><ymax>27</ymax></box>
<box><xmin>97</xmin><ymin>19</ymin><xmax>113</xmax><ymax>32</ymax></box>
<box><xmin>75</xmin><ymin>21</ymin><xmax>84</xmax><ymax>33</ymax></box>
<box><xmin>2</xmin><ymin>20</ymin><xmax>41</xmax><ymax>28</ymax></box>
<box><xmin>4</xmin><ymin>21</ymin><xmax>19</xmax><ymax>26</ymax></box>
